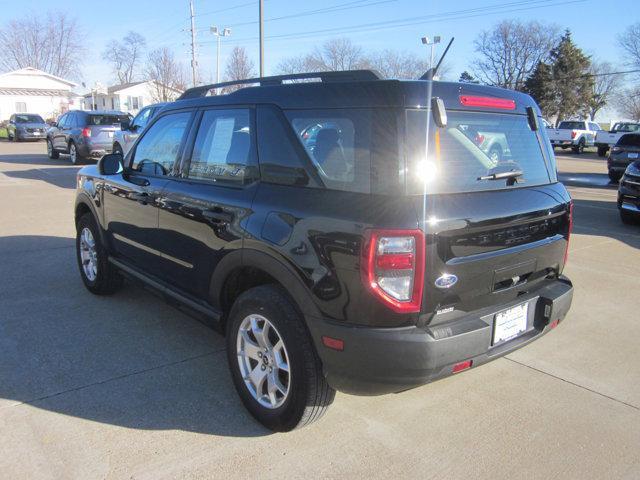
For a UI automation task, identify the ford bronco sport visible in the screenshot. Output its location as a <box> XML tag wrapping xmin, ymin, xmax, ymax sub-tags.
<box><xmin>74</xmin><ymin>70</ymin><xmax>574</xmax><ymax>431</ymax></box>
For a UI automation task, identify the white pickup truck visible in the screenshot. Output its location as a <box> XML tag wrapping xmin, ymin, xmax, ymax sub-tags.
<box><xmin>548</xmin><ymin>120</ymin><xmax>602</xmax><ymax>154</ymax></box>
<box><xmin>594</xmin><ymin>122</ymin><xmax>640</xmax><ymax>157</ymax></box>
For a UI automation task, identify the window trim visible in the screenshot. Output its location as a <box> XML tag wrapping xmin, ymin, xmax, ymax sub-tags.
<box><xmin>176</xmin><ymin>105</ymin><xmax>259</xmax><ymax>188</ymax></box>
<box><xmin>126</xmin><ymin>108</ymin><xmax>196</xmax><ymax>179</ymax></box>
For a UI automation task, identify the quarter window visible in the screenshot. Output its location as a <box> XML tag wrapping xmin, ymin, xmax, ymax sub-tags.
<box><xmin>186</xmin><ymin>109</ymin><xmax>257</xmax><ymax>184</ymax></box>
<box><xmin>131</xmin><ymin>112</ymin><xmax>191</xmax><ymax>176</ymax></box>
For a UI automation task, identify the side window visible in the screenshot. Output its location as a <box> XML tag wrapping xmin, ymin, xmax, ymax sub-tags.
<box><xmin>132</xmin><ymin>108</ymin><xmax>152</xmax><ymax>130</ymax></box>
<box><xmin>67</xmin><ymin>113</ymin><xmax>77</xmax><ymax>128</ymax></box>
<box><xmin>186</xmin><ymin>108</ymin><xmax>257</xmax><ymax>184</ymax></box>
<box><xmin>131</xmin><ymin>112</ymin><xmax>191</xmax><ymax>176</ymax></box>
<box><xmin>257</xmin><ymin>106</ymin><xmax>317</xmax><ymax>187</ymax></box>
<box><xmin>57</xmin><ymin>114</ymin><xmax>68</xmax><ymax>128</ymax></box>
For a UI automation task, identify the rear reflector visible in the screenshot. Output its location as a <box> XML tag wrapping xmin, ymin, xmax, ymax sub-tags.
<box><xmin>81</xmin><ymin>127</ymin><xmax>91</xmax><ymax>138</ymax></box>
<box><xmin>563</xmin><ymin>201</ymin><xmax>574</xmax><ymax>267</ymax></box>
<box><xmin>549</xmin><ymin>320</ymin><xmax>559</xmax><ymax>330</ymax></box>
<box><xmin>452</xmin><ymin>360</ymin><xmax>473</xmax><ymax>373</ymax></box>
<box><xmin>322</xmin><ymin>336</ymin><xmax>344</xmax><ymax>351</ymax></box>
<box><xmin>459</xmin><ymin>95</ymin><xmax>516</xmax><ymax>110</ymax></box>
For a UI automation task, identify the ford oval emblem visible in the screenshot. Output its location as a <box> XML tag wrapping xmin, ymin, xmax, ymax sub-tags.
<box><xmin>435</xmin><ymin>274</ymin><xmax>458</xmax><ymax>289</ymax></box>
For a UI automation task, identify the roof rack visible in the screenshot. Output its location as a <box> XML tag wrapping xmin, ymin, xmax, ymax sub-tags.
<box><xmin>177</xmin><ymin>69</ymin><xmax>382</xmax><ymax>100</ymax></box>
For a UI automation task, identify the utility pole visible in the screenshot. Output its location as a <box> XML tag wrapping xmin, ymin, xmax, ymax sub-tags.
<box><xmin>259</xmin><ymin>0</ymin><xmax>264</xmax><ymax>77</ymax></box>
<box><xmin>189</xmin><ymin>0</ymin><xmax>198</xmax><ymax>86</ymax></box>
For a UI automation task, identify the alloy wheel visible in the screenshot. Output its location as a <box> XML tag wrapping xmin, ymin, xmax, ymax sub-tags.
<box><xmin>236</xmin><ymin>314</ymin><xmax>291</xmax><ymax>409</ymax></box>
<box><xmin>70</xmin><ymin>144</ymin><xmax>77</xmax><ymax>164</ymax></box>
<box><xmin>79</xmin><ymin>227</ymin><xmax>98</xmax><ymax>282</ymax></box>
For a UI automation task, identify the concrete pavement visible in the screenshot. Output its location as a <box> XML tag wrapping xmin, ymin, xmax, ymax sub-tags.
<box><xmin>1</xmin><ymin>141</ymin><xmax>639</xmax><ymax>479</ymax></box>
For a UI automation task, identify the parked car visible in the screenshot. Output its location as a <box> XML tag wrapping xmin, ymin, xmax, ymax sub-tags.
<box><xmin>608</xmin><ymin>133</ymin><xmax>640</xmax><ymax>182</ymax></box>
<box><xmin>74</xmin><ymin>71</ymin><xmax>573</xmax><ymax>431</ymax></box>
<box><xmin>6</xmin><ymin>113</ymin><xmax>48</xmax><ymax>141</ymax></box>
<box><xmin>548</xmin><ymin>120</ymin><xmax>601</xmax><ymax>153</ymax></box>
<box><xmin>112</xmin><ymin>103</ymin><xmax>168</xmax><ymax>156</ymax></box>
<box><xmin>618</xmin><ymin>160</ymin><xmax>640</xmax><ymax>224</ymax></box>
<box><xmin>595</xmin><ymin>122</ymin><xmax>640</xmax><ymax>157</ymax></box>
<box><xmin>47</xmin><ymin>110</ymin><xmax>132</xmax><ymax>164</ymax></box>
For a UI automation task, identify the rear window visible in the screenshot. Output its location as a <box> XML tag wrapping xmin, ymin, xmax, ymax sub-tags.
<box><xmin>406</xmin><ymin>110</ymin><xmax>552</xmax><ymax>194</ymax></box>
<box><xmin>88</xmin><ymin>114</ymin><xmax>129</xmax><ymax>126</ymax></box>
<box><xmin>613</xmin><ymin>123</ymin><xmax>640</xmax><ymax>133</ymax></box>
<box><xmin>15</xmin><ymin>114</ymin><xmax>44</xmax><ymax>123</ymax></box>
<box><xmin>557</xmin><ymin>121</ymin><xmax>584</xmax><ymax>130</ymax></box>
<box><xmin>618</xmin><ymin>134</ymin><xmax>640</xmax><ymax>147</ymax></box>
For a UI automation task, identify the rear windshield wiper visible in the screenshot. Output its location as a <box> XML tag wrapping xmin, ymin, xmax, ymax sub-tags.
<box><xmin>477</xmin><ymin>169</ymin><xmax>523</xmax><ymax>181</ymax></box>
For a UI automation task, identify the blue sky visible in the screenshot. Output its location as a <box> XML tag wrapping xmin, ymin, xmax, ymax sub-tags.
<box><xmin>1</xmin><ymin>0</ymin><xmax>637</xmax><ymax>118</ymax></box>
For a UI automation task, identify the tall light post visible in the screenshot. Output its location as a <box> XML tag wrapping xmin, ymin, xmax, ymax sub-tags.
<box><xmin>421</xmin><ymin>36</ymin><xmax>441</xmax><ymax>70</ymax></box>
<box><xmin>210</xmin><ymin>26</ymin><xmax>232</xmax><ymax>84</ymax></box>
<box><xmin>259</xmin><ymin>0</ymin><xmax>264</xmax><ymax>77</ymax></box>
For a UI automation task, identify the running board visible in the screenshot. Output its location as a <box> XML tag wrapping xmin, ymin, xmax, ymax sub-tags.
<box><xmin>108</xmin><ymin>257</ymin><xmax>222</xmax><ymax>324</ymax></box>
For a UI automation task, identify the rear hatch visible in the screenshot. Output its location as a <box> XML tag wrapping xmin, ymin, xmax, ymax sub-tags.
<box><xmin>611</xmin><ymin>134</ymin><xmax>640</xmax><ymax>167</ymax></box>
<box><xmin>404</xmin><ymin>101</ymin><xmax>571</xmax><ymax>322</ymax></box>
<box><xmin>87</xmin><ymin>114</ymin><xmax>129</xmax><ymax>144</ymax></box>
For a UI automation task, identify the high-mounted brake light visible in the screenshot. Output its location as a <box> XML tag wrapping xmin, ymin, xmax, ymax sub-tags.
<box><xmin>563</xmin><ymin>201</ymin><xmax>574</xmax><ymax>268</ymax></box>
<box><xmin>361</xmin><ymin>229</ymin><xmax>425</xmax><ymax>313</ymax></box>
<box><xmin>81</xmin><ymin>127</ymin><xmax>91</xmax><ymax>138</ymax></box>
<box><xmin>459</xmin><ymin>95</ymin><xmax>516</xmax><ymax>110</ymax></box>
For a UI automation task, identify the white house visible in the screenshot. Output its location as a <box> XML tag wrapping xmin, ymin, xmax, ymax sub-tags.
<box><xmin>83</xmin><ymin>80</ymin><xmax>183</xmax><ymax>114</ymax></box>
<box><xmin>0</xmin><ymin>67</ymin><xmax>80</xmax><ymax>121</ymax></box>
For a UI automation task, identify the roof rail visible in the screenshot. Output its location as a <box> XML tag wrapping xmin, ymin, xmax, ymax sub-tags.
<box><xmin>177</xmin><ymin>70</ymin><xmax>382</xmax><ymax>100</ymax></box>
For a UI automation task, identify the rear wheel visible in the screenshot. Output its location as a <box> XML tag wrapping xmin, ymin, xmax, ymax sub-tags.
<box><xmin>608</xmin><ymin>170</ymin><xmax>622</xmax><ymax>182</ymax></box>
<box><xmin>47</xmin><ymin>138</ymin><xmax>59</xmax><ymax>159</ymax></box>
<box><xmin>597</xmin><ymin>146</ymin><xmax>608</xmax><ymax>157</ymax></box>
<box><xmin>76</xmin><ymin>213</ymin><xmax>122</xmax><ymax>295</ymax></box>
<box><xmin>226</xmin><ymin>285</ymin><xmax>335</xmax><ymax>431</ymax></box>
<box><xmin>572</xmin><ymin>139</ymin><xmax>585</xmax><ymax>154</ymax></box>
<box><xmin>69</xmin><ymin>142</ymin><xmax>83</xmax><ymax>165</ymax></box>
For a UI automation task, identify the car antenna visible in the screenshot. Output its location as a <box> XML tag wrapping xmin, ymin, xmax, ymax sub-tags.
<box><xmin>420</xmin><ymin>37</ymin><xmax>454</xmax><ymax>80</ymax></box>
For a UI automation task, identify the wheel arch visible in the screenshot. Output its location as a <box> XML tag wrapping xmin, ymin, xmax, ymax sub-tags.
<box><xmin>74</xmin><ymin>195</ymin><xmax>107</xmax><ymax>245</ymax></box>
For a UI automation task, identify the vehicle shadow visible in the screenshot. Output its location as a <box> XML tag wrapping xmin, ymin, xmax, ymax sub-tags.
<box><xmin>3</xmin><ymin>167</ymin><xmax>80</xmax><ymax>189</ymax></box>
<box><xmin>0</xmin><ymin>235</ymin><xmax>269</xmax><ymax>438</ymax></box>
<box><xmin>0</xmin><ymin>152</ymin><xmax>69</xmax><ymax>167</ymax></box>
<box><xmin>559</xmin><ymin>171</ymin><xmax>619</xmax><ymax>190</ymax></box>
<box><xmin>572</xmin><ymin>198</ymin><xmax>640</xmax><ymax>250</ymax></box>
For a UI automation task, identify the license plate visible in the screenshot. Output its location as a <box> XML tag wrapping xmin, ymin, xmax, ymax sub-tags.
<box><xmin>629</xmin><ymin>153</ymin><xmax>638</xmax><ymax>159</ymax></box>
<box><xmin>493</xmin><ymin>303</ymin><xmax>528</xmax><ymax>345</ymax></box>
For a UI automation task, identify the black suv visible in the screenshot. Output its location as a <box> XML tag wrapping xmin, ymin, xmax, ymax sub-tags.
<box><xmin>74</xmin><ymin>70</ymin><xmax>573</xmax><ymax>431</ymax></box>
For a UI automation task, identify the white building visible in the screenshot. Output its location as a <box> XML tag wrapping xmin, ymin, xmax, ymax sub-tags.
<box><xmin>83</xmin><ymin>80</ymin><xmax>183</xmax><ymax>114</ymax></box>
<box><xmin>0</xmin><ymin>67</ymin><xmax>80</xmax><ymax>121</ymax></box>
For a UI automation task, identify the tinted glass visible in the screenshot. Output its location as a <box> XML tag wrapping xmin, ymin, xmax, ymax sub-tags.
<box><xmin>88</xmin><ymin>114</ymin><xmax>130</xmax><ymax>126</ymax></box>
<box><xmin>187</xmin><ymin>109</ymin><xmax>257</xmax><ymax>184</ymax></box>
<box><xmin>15</xmin><ymin>114</ymin><xmax>45</xmax><ymax>123</ymax></box>
<box><xmin>132</xmin><ymin>112</ymin><xmax>190</xmax><ymax>175</ymax></box>
<box><xmin>406</xmin><ymin>110</ymin><xmax>551</xmax><ymax>194</ymax></box>
<box><xmin>613</xmin><ymin>123</ymin><xmax>640</xmax><ymax>133</ymax></box>
<box><xmin>557</xmin><ymin>121</ymin><xmax>584</xmax><ymax>130</ymax></box>
<box><xmin>132</xmin><ymin>108</ymin><xmax>152</xmax><ymax>129</ymax></box>
<box><xmin>618</xmin><ymin>134</ymin><xmax>640</xmax><ymax>147</ymax></box>
<box><xmin>57</xmin><ymin>114</ymin><xmax>68</xmax><ymax>128</ymax></box>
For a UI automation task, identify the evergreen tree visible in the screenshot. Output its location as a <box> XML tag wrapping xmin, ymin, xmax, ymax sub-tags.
<box><xmin>524</xmin><ymin>61</ymin><xmax>555</xmax><ymax>118</ymax></box>
<box><xmin>548</xmin><ymin>30</ymin><xmax>594</xmax><ymax>122</ymax></box>
<box><xmin>459</xmin><ymin>71</ymin><xmax>479</xmax><ymax>83</ymax></box>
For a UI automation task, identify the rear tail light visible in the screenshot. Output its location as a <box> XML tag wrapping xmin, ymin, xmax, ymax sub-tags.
<box><xmin>474</xmin><ymin>133</ymin><xmax>485</xmax><ymax>145</ymax></box>
<box><xmin>563</xmin><ymin>201</ymin><xmax>573</xmax><ymax>267</ymax></box>
<box><xmin>81</xmin><ymin>127</ymin><xmax>91</xmax><ymax>138</ymax></box>
<box><xmin>571</xmin><ymin>130</ymin><xmax>577</xmax><ymax>139</ymax></box>
<box><xmin>612</xmin><ymin>146</ymin><xmax>621</xmax><ymax>153</ymax></box>
<box><xmin>459</xmin><ymin>95</ymin><xmax>516</xmax><ymax>110</ymax></box>
<box><xmin>452</xmin><ymin>360</ymin><xmax>473</xmax><ymax>373</ymax></box>
<box><xmin>361</xmin><ymin>229</ymin><xmax>425</xmax><ymax>313</ymax></box>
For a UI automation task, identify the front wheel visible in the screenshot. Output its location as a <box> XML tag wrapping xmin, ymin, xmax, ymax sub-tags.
<box><xmin>597</xmin><ymin>146</ymin><xmax>608</xmax><ymax>157</ymax></box>
<box><xmin>572</xmin><ymin>139</ymin><xmax>585</xmax><ymax>154</ymax></box>
<box><xmin>608</xmin><ymin>170</ymin><xmax>622</xmax><ymax>182</ymax></box>
<box><xmin>76</xmin><ymin>213</ymin><xmax>122</xmax><ymax>295</ymax></box>
<box><xmin>226</xmin><ymin>285</ymin><xmax>335</xmax><ymax>431</ymax></box>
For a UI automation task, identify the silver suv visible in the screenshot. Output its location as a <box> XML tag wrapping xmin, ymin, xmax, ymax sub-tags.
<box><xmin>112</xmin><ymin>103</ymin><xmax>167</xmax><ymax>156</ymax></box>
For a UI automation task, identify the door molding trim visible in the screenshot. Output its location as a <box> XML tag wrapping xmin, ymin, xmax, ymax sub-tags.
<box><xmin>113</xmin><ymin>233</ymin><xmax>193</xmax><ymax>269</ymax></box>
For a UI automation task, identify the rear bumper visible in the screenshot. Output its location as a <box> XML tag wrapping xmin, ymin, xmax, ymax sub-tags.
<box><xmin>551</xmin><ymin>140</ymin><xmax>574</xmax><ymax>146</ymax></box>
<box><xmin>77</xmin><ymin>142</ymin><xmax>112</xmax><ymax>159</ymax></box>
<box><xmin>16</xmin><ymin>131</ymin><xmax>46</xmax><ymax>140</ymax></box>
<box><xmin>312</xmin><ymin>277</ymin><xmax>573</xmax><ymax>395</ymax></box>
<box><xmin>618</xmin><ymin>181</ymin><xmax>640</xmax><ymax>213</ymax></box>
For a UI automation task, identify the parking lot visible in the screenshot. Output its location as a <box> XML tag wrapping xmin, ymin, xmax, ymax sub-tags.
<box><xmin>1</xmin><ymin>140</ymin><xmax>639</xmax><ymax>479</ymax></box>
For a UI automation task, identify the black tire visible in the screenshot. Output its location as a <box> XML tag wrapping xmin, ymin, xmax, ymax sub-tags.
<box><xmin>597</xmin><ymin>146</ymin><xmax>608</xmax><ymax>157</ymax></box>
<box><xmin>76</xmin><ymin>213</ymin><xmax>122</xmax><ymax>295</ymax></box>
<box><xmin>572</xmin><ymin>139</ymin><xmax>585</xmax><ymax>154</ymax></box>
<box><xmin>113</xmin><ymin>143</ymin><xmax>123</xmax><ymax>155</ymax></box>
<box><xmin>226</xmin><ymin>285</ymin><xmax>335</xmax><ymax>431</ymax></box>
<box><xmin>488</xmin><ymin>145</ymin><xmax>502</xmax><ymax>162</ymax></box>
<box><xmin>620</xmin><ymin>209</ymin><xmax>638</xmax><ymax>225</ymax></box>
<box><xmin>69</xmin><ymin>141</ymin><xmax>84</xmax><ymax>165</ymax></box>
<box><xmin>47</xmin><ymin>138</ymin><xmax>59</xmax><ymax>159</ymax></box>
<box><xmin>608</xmin><ymin>170</ymin><xmax>622</xmax><ymax>182</ymax></box>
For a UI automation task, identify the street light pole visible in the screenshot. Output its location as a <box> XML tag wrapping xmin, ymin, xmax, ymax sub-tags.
<box><xmin>259</xmin><ymin>0</ymin><xmax>264</xmax><ymax>77</ymax></box>
<box><xmin>421</xmin><ymin>35</ymin><xmax>441</xmax><ymax>70</ymax></box>
<box><xmin>189</xmin><ymin>0</ymin><xmax>198</xmax><ymax>86</ymax></box>
<box><xmin>211</xmin><ymin>26</ymin><xmax>232</xmax><ymax>84</ymax></box>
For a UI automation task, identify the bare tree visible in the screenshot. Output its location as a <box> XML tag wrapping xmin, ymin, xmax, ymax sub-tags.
<box><xmin>618</xmin><ymin>22</ymin><xmax>640</xmax><ymax>69</ymax></box>
<box><xmin>0</xmin><ymin>12</ymin><xmax>84</xmax><ymax>79</ymax></box>
<box><xmin>472</xmin><ymin>20</ymin><xmax>559</xmax><ymax>90</ymax></box>
<box><xmin>305</xmin><ymin>38</ymin><xmax>367</xmax><ymax>71</ymax></box>
<box><xmin>365</xmin><ymin>50</ymin><xmax>427</xmax><ymax>79</ymax></box>
<box><xmin>102</xmin><ymin>31</ymin><xmax>146</xmax><ymax>84</ymax></box>
<box><xmin>223</xmin><ymin>46</ymin><xmax>256</xmax><ymax>92</ymax></box>
<box><xmin>588</xmin><ymin>61</ymin><xmax>623</xmax><ymax>120</ymax></box>
<box><xmin>144</xmin><ymin>48</ymin><xmax>186</xmax><ymax>102</ymax></box>
<box><xmin>616</xmin><ymin>87</ymin><xmax>640</xmax><ymax>121</ymax></box>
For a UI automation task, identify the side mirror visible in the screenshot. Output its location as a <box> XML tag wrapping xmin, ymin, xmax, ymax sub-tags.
<box><xmin>120</xmin><ymin>119</ymin><xmax>131</xmax><ymax>131</ymax></box>
<box><xmin>98</xmin><ymin>153</ymin><xmax>124</xmax><ymax>175</ymax></box>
